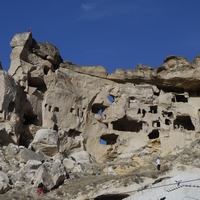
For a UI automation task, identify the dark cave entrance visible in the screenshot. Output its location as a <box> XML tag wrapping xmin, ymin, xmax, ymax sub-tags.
<box><xmin>100</xmin><ymin>134</ymin><xmax>118</xmax><ymax>145</ymax></box>
<box><xmin>174</xmin><ymin>115</ymin><xmax>195</xmax><ymax>130</ymax></box>
<box><xmin>92</xmin><ymin>104</ymin><xmax>107</xmax><ymax>114</ymax></box>
<box><xmin>111</xmin><ymin>116</ymin><xmax>143</xmax><ymax>132</ymax></box>
<box><xmin>23</xmin><ymin>114</ymin><xmax>38</xmax><ymax>125</ymax></box>
<box><xmin>149</xmin><ymin>105</ymin><xmax>158</xmax><ymax>114</ymax></box>
<box><xmin>172</xmin><ymin>94</ymin><xmax>188</xmax><ymax>103</ymax></box>
<box><xmin>94</xmin><ymin>194</ymin><xmax>129</xmax><ymax>200</ymax></box>
<box><xmin>148</xmin><ymin>129</ymin><xmax>160</xmax><ymax>139</ymax></box>
<box><xmin>68</xmin><ymin>129</ymin><xmax>81</xmax><ymax>139</ymax></box>
<box><xmin>8</xmin><ymin>102</ymin><xmax>15</xmax><ymax>112</ymax></box>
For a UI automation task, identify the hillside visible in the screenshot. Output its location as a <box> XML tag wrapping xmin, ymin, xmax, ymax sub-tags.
<box><xmin>0</xmin><ymin>32</ymin><xmax>200</xmax><ymax>199</ymax></box>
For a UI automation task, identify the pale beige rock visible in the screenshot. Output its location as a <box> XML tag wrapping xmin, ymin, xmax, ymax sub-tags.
<box><xmin>10</xmin><ymin>32</ymin><xmax>32</xmax><ymax>48</ymax></box>
<box><xmin>17</xmin><ymin>148</ymin><xmax>44</xmax><ymax>163</ymax></box>
<box><xmin>29</xmin><ymin>129</ymin><xmax>59</xmax><ymax>156</ymax></box>
<box><xmin>2</xmin><ymin>32</ymin><xmax>200</xmax><ymax>199</ymax></box>
<box><xmin>63</xmin><ymin>158</ymin><xmax>75</xmax><ymax>172</ymax></box>
<box><xmin>70</xmin><ymin>151</ymin><xmax>93</xmax><ymax>164</ymax></box>
<box><xmin>0</xmin><ymin>171</ymin><xmax>11</xmax><ymax>194</ymax></box>
<box><xmin>34</xmin><ymin>160</ymin><xmax>66</xmax><ymax>190</ymax></box>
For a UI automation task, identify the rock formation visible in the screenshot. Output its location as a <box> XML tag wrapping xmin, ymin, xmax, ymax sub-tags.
<box><xmin>0</xmin><ymin>32</ymin><xmax>200</xmax><ymax>199</ymax></box>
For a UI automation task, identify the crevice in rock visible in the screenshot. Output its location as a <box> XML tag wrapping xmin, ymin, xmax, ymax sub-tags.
<box><xmin>141</xmin><ymin>109</ymin><xmax>146</xmax><ymax>117</ymax></box>
<box><xmin>43</xmin><ymin>66</ymin><xmax>50</xmax><ymax>75</ymax></box>
<box><xmin>70</xmin><ymin>107</ymin><xmax>75</xmax><ymax>114</ymax></box>
<box><xmin>172</xmin><ymin>94</ymin><xmax>188</xmax><ymax>103</ymax></box>
<box><xmin>53</xmin><ymin>124</ymin><xmax>58</xmax><ymax>132</ymax></box>
<box><xmin>19</xmin><ymin>133</ymin><xmax>33</xmax><ymax>148</ymax></box>
<box><xmin>28</xmin><ymin>75</ymin><xmax>47</xmax><ymax>93</ymax></box>
<box><xmin>100</xmin><ymin>133</ymin><xmax>118</xmax><ymax>145</ymax></box>
<box><xmin>154</xmin><ymin>91</ymin><xmax>160</xmax><ymax>96</ymax></box>
<box><xmin>152</xmin><ymin>120</ymin><xmax>160</xmax><ymax>128</ymax></box>
<box><xmin>158</xmin><ymin>86</ymin><xmax>184</xmax><ymax>93</ymax></box>
<box><xmin>165</xmin><ymin>119</ymin><xmax>171</xmax><ymax>125</ymax></box>
<box><xmin>111</xmin><ymin>116</ymin><xmax>143</xmax><ymax>132</ymax></box>
<box><xmin>174</xmin><ymin>115</ymin><xmax>195</xmax><ymax>130</ymax></box>
<box><xmin>148</xmin><ymin>129</ymin><xmax>160</xmax><ymax>139</ymax></box>
<box><xmin>68</xmin><ymin>129</ymin><xmax>81</xmax><ymax>139</ymax></box>
<box><xmin>23</xmin><ymin>114</ymin><xmax>38</xmax><ymax>125</ymax></box>
<box><xmin>92</xmin><ymin>104</ymin><xmax>107</xmax><ymax>114</ymax></box>
<box><xmin>162</xmin><ymin>111</ymin><xmax>173</xmax><ymax>118</ymax></box>
<box><xmin>54</xmin><ymin>107</ymin><xmax>59</xmax><ymax>112</ymax></box>
<box><xmin>8</xmin><ymin>102</ymin><xmax>15</xmax><ymax>112</ymax></box>
<box><xmin>149</xmin><ymin>105</ymin><xmax>158</xmax><ymax>114</ymax></box>
<box><xmin>189</xmin><ymin>90</ymin><xmax>200</xmax><ymax>97</ymax></box>
<box><xmin>94</xmin><ymin>194</ymin><xmax>129</xmax><ymax>200</ymax></box>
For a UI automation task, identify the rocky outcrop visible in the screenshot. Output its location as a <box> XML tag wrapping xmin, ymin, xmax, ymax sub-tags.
<box><xmin>0</xmin><ymin>32</ymin><xmax>200</xmax><ymax>199</ymax></box>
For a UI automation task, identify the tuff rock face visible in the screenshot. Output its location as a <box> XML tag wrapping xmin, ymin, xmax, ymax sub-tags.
<box><xmin>0</xmin><ymin>32</ymin><xmax>200</xmax><ymax>199</ymax></box>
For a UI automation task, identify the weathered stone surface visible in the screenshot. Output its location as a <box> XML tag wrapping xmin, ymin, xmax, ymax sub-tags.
<box><xmin>34</xmin><ymin>160</ymin><xmax>66</xmax><ymax>190</ymax></box>
<box><xmin>29</xmin><ymin>129</ymin><xmax>58</xmax><ymax>156</ymax></box>
<box><xmin>60</xmin><ymin>62</ymin><xmax>107</xmax><ymax>78</ymax></box>
<box><xmin>63</xmin><ymin>158</ymin><xmax>75</xmax><ymax>172</ymax></box>
<box><xmin>10</xmin><ymin>32</ymin><xmax>32</xmax><ymax>48</ymax></box>
<box><xmin>17</xmin><ymin>148</ymin><xmax>44</xmax><ymax>163</ymax></box>
<box><xmin>70</xmin><ymin>151</ymin><xmax>93</xmax><ymax>164</ymax></box>
<box><xmin>0</xmin><ymin>171</ymin><xmax>11</xmax><ymax>194</ymax></box>
<box><xmin>1</xmin><ymin>32</ymin><xmax>200</xmax><ymax>199</ymax></box>
<box><xmin>32</xmin><ymin>41</ymin><xmax>63</xmax><ymax>67</ymax></box>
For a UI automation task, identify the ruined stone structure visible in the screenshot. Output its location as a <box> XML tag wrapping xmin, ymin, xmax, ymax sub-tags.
<box><xmin>0</xmin><ymin>32</ymin><xmax>200</xmax><ymax>199</ymax></box>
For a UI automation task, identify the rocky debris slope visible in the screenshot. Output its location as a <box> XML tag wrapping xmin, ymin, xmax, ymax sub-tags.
<box><xmin>0</xmin><ymin>32</ymin><xmax>200</xmax><ymax>199</ymax></box>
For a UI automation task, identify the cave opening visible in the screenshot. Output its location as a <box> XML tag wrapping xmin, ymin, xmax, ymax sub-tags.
<box><xmin>158</xmin><ymin>86</ymin><xmax>184</xmax><ymax>93</ymax></box>
<box><xmin>165</xmin><ymin>119</ymin><xmax>171</xmax><ymax>125</ymax></box>
<box><xmin>142</xmin><ymin>109</ymin><xmax>146</xmax><ymax>117</ymax></box>
<box><xmin>149</xmin><ymin>105</ymin><xmax>158</xmax><ymax>114</ymax></box>
<box><xmin>100</xmin><ymin>134</ymin><xmax>118</xmax><ymax>145</ymax></box>
<box><xmin>53</xmin><ymin>124</ymin><xmax>58</xmax><ymax>132</ymax></box>
<box><xmin>54</xmin><ymin>107</ymin><xmax>59</xmax><ymax>112</ymax></box>
<box><xmin>68</xmin><ymin>129</ymin><xmax>81</xmax><ymax>139</ymax></box>
<box><xmin>43</xmin><ymin>66</ymin><xmax>50</xmax><ymax>75</ymax></box>
<box><xmin>8</xmin><ymin>102</ymin><xmax>15</xmax><ymax>112</ymax></box>
<box><xmin>23</xmin><ymin>114</ymin><xmax>38</xmax><ymax>125</ymax></box>
<box><xmin>111</xmin><ymin>116</ymin><xmax>143</xmax><ymax>132</ymax></box>
<box><xmin>172</xmin><ymin>94</ymin><xmax>188</xmax><ymax>103</ymax></box>
<box><xmin>94</xmin><ymin>194</ymin><xmax>129</xmax><ymax>200</ymax></box>
<box><xmin>174</xmin><ymin>116</ymin><xmax>195</xmax><ymax>130</ymax></box>
<box><xmin>175</xmin><ymin>94</ymin><xmax>188</xmax><ymax>102</ymax></box>
<box><xmin>28</xmin><ymin>76</ymin><xmax>47</xmax><ymax>93</ymax></box>
<box><xmin>148</xmin><ymin>129</ymin><xmax>159</xmax><ymax>139</ymax></box>
<box><xmin>162</xmin><ymin>111</ymin><xmax>173</xmax><ymax>118</ymax></box>
<box><xmin>137</xmin><ymin>108</ymin><xmax>141</xmax><ymax>114</ymax></box>
<box><xmin>152</xmin><ymin>120</ymin><xmax>160</xmax><ymax>128</ymax></box>
<box><xmin>92</xmin><ymin>104</ymin><xmax>107</xmax><ymax>114</ymax></box>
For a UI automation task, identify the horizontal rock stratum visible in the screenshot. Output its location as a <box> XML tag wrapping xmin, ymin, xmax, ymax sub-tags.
<box><xmin>0</xmin><ymin>32</ymin><xmax>200</xmax><ymax>199</ymax></box>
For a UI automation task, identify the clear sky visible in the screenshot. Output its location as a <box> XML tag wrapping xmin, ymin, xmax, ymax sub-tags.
<box><xmin>1</xmin><ymin>0</ymin><xmax>200</xmax><ymax>73</ymax></box>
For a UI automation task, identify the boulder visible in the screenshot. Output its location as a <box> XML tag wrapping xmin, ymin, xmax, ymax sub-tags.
<box><xmin>17</xmin><ymin>148</ymin><xmax>45</xmax><ymax>163</ymax></box>
<box><xmin>29</xmin><ymin>129</ymin><xmax>59</xmax><ymax>156</ymax></box>
<box><xmin>0</xmin><ymin>171</ymin><xmax>11</xmax><ymax>194</ymax></box>
<box><xmin>10</xmin><ymin>32</ymin><xmax>32</xmax><ymax>48</ymax></box>
<box><xmin>70</xmin><ymin>151</ymin><xmax>93</xmax><ymax>164</ymax></box>
<box><xmin>63</xmin><ymin>158</ymin><xmax>75</xmax><ymax>172</ymax></box>
<box><xmin>34</xmin><ymin>160</ymin><xmax>66</xmax><ymax>190</ymax></box>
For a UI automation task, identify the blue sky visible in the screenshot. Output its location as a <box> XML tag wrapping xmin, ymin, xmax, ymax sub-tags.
<box><xmin>1</xmin><ymin>0</ymin><xmax>200</xmax><ymax>73</ymax></box>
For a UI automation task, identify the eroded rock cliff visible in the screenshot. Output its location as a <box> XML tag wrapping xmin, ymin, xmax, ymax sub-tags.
<box><xmin>0</xmin><ymin>32</ymin><xmax>200</xmax><ymax>199</ymax></box>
